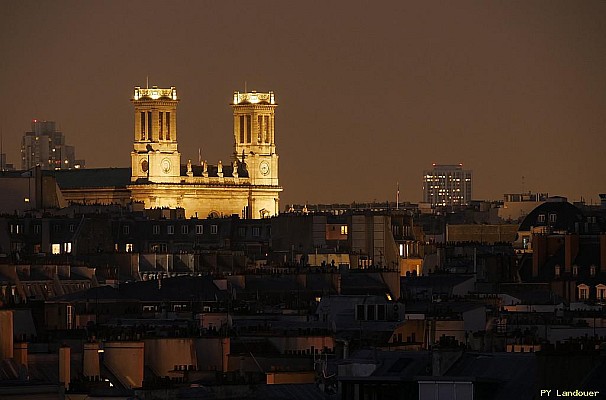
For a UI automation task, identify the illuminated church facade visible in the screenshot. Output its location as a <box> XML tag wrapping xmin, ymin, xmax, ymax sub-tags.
<box><xmin>56</xmin><ymin>85</ymin><xmax>282</xmax><ymax>219</ymax></box>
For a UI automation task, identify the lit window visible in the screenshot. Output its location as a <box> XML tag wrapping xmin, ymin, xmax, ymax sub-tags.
<box><xmin>63</xmin><ymin>242</ymin><xmax>72</xmax><ymax>253</ymax></box>
<box><xmin>126</xmin><ymin>243</ymin><xmax>133</xmax><ymax>252</ymax></box>
<box><xmin>196</xmin><ymin>225</ymin><xmax>203</xmax><ymax>234</ymax></box>
<box><xmin>52</xmin><ymin>244</ymin><xmax>61</xmax><ymax>255</ymax></box>
<box><xmin>340</xmin><ymin>225</ymin><xmax>348</xmax><ymax>235</ymax></box>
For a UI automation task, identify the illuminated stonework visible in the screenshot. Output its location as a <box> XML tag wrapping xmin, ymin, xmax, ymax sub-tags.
<box><xmin>232</xmin><ymin>91</ymin><xmax>275</xmax><ymax>105</ymax></box>
<box><xmin>133</xmin><ymin>86</ymin><xmax>178</xmax><ymax>101</ymax></box>
<box><xmin>126</xmin><ymin>85</ymin><xmax>282</xmax><ymax>218</ymax></box>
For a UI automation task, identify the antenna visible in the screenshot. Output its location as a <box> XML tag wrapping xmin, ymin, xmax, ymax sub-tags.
<box><xmin>146</xmin><ymin>76</ymin><xmax>149</xmax><ymax>89</ymax></box>
<box><xmin>396</xmin><ymin>182</ymin><xmax>400</xmax><ymax>210</ymax></box>
<box><xmin>0</xmin><ymin>124</ymin><xmax>3</xmax><ymax>171</ymax></box>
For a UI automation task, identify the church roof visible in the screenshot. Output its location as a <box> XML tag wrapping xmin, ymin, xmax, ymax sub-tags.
<box><xmin>51</xmin><ymin>168</ymin><xmax>132</xmax><ymax>189</ymax></box>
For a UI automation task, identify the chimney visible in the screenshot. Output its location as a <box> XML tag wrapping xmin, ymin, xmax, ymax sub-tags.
<box><xmin>59</xmin><ymin>345</ymin><xmax>71</xmax><ymax>390</ymax></box>
<box><xmin>221</xmin><ymin>338</ymin><xmax>230</xmax><ymax>373</ymax></box>
<box><xmin>13</xmin><ymin>342</ymin><xmax>28</xmax><ymax>368</ymax></box>
<box><xmin>0</xmin><ymin>310</ymin><xmax>14</xmax><ymax>360</ymax></box>
<box><xmin>83</xmin><ymin>342</ymin><xmax>101</xmax><ymax>379</ymax></box>
<box><xmin>103</xmin><ymin>341</ymin><xmax>144</xmax><ymax>389</ymax></box>
<box><xmin>565</xmin><ymin>234</ymin><xmax>580</xmax><ymax>274</ymax></box>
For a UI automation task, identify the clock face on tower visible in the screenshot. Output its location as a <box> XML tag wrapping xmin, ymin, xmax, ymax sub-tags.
<box><xmin>161</xmin><ymin>158</ymin><xmax>171</xmax><ymax>174</ymax></box>
<box><xmin>259</xmin><ymin>161</ymin><xmax>270</xmax><ymax>176</ymax></box>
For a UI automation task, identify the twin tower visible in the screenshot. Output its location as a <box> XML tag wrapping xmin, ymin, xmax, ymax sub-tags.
<box><xmin>128</xmin><ymin>85</ymin><xmax>281</xmax><ymax>219</ymax></box>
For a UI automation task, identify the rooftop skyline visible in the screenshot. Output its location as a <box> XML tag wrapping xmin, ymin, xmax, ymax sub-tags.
<box><xmin>1</xmin><ymin>1</ymin><xmax>605</xmax><ymax>206</ymax></box>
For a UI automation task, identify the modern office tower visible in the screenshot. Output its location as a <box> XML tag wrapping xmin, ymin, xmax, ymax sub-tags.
<box><xmin>20</xmin><ymin>120</ymin><xmax>85</xmax><ymax>170</ymax></box>
<box><xmin>422</xmin><ymin>164</ymin><xmax>472</xmax><ymax>207</ymax></box>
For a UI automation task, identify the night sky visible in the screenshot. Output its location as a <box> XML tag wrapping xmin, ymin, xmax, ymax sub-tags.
<box><xmin>1</xmin><ymin>1</ymin><xmax>605</xmax><ymax>206</ymax></box>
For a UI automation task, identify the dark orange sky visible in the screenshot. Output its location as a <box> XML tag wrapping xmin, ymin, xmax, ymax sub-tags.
<box><xmin>1</xmin><ymin>1</ymin><xmax>605</xmax><ymax>206</ymax></box>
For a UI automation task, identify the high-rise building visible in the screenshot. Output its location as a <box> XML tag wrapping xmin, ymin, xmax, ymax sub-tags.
<box><xmin>422</xmin><ymin>164</ymin><xmax>472</xmax><ymax>207</ymax></box>
<box><xmin>20</xmin><ymin>120</ymin><xmax>85</xmax><ymax>170</ymax></box>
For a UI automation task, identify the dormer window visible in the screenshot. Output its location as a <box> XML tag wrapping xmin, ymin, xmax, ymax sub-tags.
<box><xmin>578</xmin><ymin>284</ymin><xmax>589</xmax><ymax>300</ymax></box>
<box><xmin>555</xmin><ymin>265</ymin><xmax>561</xmax><ymax>277</ymax></box>
<box><xmin>538</xmin><ymin>214</ymin><xmax>546</xmax><ymax>223</ymax></box>
<box><xmin>590</xmin><ymin>265</ymin><xmax>596</xmax><ymax>277</ymax></box>
<box><xmin>573</xmin><ymin>265</ymin><xmax>579</xmax><ymax>277</ymax></box>
<box><xmin>549</xmin><ymin>213</ymin><xmax>557</xmax><ymax>223</ymax></box>
<box><xmin>597</xmin><ymin>284</ymin><xmax>606</xmax><ymax>301</ymax></box>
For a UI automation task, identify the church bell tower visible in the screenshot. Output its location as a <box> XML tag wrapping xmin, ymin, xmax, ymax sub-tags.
<box><xmin>231</xmin><ymin>91</ymin><xmax>279</xmax><ymax>186</ymax></box>
<box><xmin>130</xmin><ymin>85</ymin><xmax>181</xmax><ymax>183</ymax></box>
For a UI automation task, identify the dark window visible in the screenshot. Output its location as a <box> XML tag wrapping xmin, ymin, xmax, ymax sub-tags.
<box><xmin>166</xmin><ymin>112</ymin><xmax>171</xmax><ymax>140</ymax></box>
<box><xmin>159</xmin><ymin>112</ymin><xmax>164</xmax><ymax>140</ymax></box>
<box><xmin>367</xmin><ymin>305</ymin><xmax>375</xmax><ymax>321</ymax></box>
<box><xmin>147</xmin><ymin>111</ymin><xmax>152</xmax><ymax>140</ymax></box>
<box><xmin>239</xmin><ymin>116</ymin><xmax>245</xmax><ymax>143</ymax></box>
<box><xmin>246</xmin><ymin>115</ymin><xmax>251</xmax><ymax>143</ymax></box>
<box><xmin>257</xmin><ymin>115</ymin><xmax>262</xmax><ymax>143</ymax></box>
<box><xmin>264</xmin><ymin>115</ymin><xmax>270</xmax><ymax>142</ymax></box>
<box><xmin>356</xmin><ymin>304</ymin><xmax>365</xmax><ymax>321</ymax></box>
<box><xmin>377</xmin><ymin>304</ymin><xmax>386</xmax><ymax>320</ymax></box>
<box><xmin>140</xmin><ymin>112</ymin><xmax>146</xmax><ymax>140</ymax></box>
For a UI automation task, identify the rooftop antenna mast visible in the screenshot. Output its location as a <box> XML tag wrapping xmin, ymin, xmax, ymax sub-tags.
<box><xmin>0</xmin><ymin>124</ymin><xmax>3</xmax><ymax>172</ymax></box>
<box><xmin>146</xmin><ymin>76</ymin><xmax>149</xmax><ymax>89</ymax></box>
<box><xmin>396</xmin><ymin>182</ymin><xmax>400</xmax><ymax>210</ymax></box>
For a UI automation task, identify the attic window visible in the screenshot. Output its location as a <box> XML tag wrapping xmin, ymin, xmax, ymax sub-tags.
<box><xmin>538</xmin><ymin>214</ymin><xmax>546</xmax><ymax>223</ymax></box>
<box><xmin>578</xmin><ymin>284</ymin><xmax>589</xmax><ymax>300</ymax></box>
<box><xmin>549</xmin><ymin>213</ymin><xmax>557</xmax><ymax>223</ymax></box>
